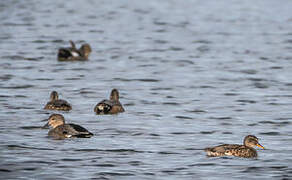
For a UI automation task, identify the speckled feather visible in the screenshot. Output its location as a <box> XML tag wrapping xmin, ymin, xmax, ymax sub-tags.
<box><xmin>205</xmin><ymin>144</ymin><xmax>257</xmax><ymax>158</ymax></box>
<box><xmin>44</xmin><ymin>99</ymin><xmax>72</xmax><ymax>111</ymax></box>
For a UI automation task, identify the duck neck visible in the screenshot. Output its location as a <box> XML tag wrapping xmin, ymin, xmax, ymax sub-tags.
<box><xmin>51</xmin><ymin>121</ymin><xmax>64</xmax><ymax>128</ymax></box>
<box><xmin>110</xmin><ymin>90</ymin><xmax>119</xmax><ymax>101</ymax></box>
<box><xmin>50</xmin><ymin>92</ymin><xmax>58</xmax><ymax>101</ymax></box>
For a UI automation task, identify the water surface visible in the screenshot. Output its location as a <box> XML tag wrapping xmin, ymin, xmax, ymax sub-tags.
<box><xmin>1</xmin><ymin>0</ymin><xmax>292</xmax><ymax>179</ymax></box>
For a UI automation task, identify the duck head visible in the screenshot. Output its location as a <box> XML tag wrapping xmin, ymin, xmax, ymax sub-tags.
<box><xmin>80</xmin><ymin>44</ymin><xmax>92</xmax><ymax>59</ymax></box>
<box><xmin>50</xmin><ymin>91</ymin><xmax>59</xmax><ymax>101</ymax></box>
<box><xmin>244</xmin><ymin>135</ymin><xmax>264</xmax><ymax>149</ymax></box>
<box><xmin>43</xmin><ymin>114</ymin><xmax>65</xmax><ymax>129</ymax></box>
<box><xmin>110</xmin><ymin>89</ymin><xmax>120</xmax><ymax>101</ymax></box>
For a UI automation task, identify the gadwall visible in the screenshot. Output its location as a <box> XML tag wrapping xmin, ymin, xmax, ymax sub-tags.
<box><xmin>58</xmin><ymin>40</ymin><xmax>91</xmax><ymax>61</ymax></box>
<box><xmin>43</xmin><ymin>114</ymin><xmax>93</xmax><ymax>139</ymax></box>
<box><xmin>94</xmin><ymin>89</ymin><xmax>125</xmax><ymax>115</ymax></box>
<box><xmin>204</xmin><ymin>135</ymin><xmax>264</xmax><ymax>158</ymax></box>
<box><xmin>44</xmin><ymin>91</ymin><xmax>72</xmax><ymax>111</ymax></box>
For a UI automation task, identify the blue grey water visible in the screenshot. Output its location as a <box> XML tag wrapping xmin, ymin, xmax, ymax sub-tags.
<box><xmin>0</xmin><ymin>0</ymin><xmax>292</xmax><ymax>179</ymax></box>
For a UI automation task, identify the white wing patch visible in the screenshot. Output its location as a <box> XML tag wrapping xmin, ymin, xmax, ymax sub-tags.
<box><xmin>65</xmin><ymin>134</ymin><xmax>72</xmax><ymax>138</ymax></box>
<box><xmin>71</xmin><ymin>51</ymin><xmax>79</xmax><ymax>57</ymax></box>
<box><xmin>98</xmin><ymin>105</ymin><xmax>104</xmax><ymax>110</ymax></box>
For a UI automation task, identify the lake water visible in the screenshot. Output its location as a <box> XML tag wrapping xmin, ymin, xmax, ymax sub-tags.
<box><xmin>1</xmin><ymin>0</ymin><xmax>292</xmax><ymax>179</ymax></box>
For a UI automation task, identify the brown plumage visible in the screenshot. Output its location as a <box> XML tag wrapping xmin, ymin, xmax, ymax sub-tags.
<box><xmin>44</xmin><ymin>91</ymin><xmax>72</xmax><ymax>111</ymax></box>
<box><xmin>57</xmin><ymin>40</ymin><xmax>92</xmax><ymax>61</ymax></box>
<box><xmin>204</xmin><ymin>135</ymin><xmax>264</xmax><ymax>158</ymax></box>
<box><xmin>43</xmin><ymin>114</ymin><xmax>93</xmax><ymax>140</ymax></box>
<box><xmin>94</xmin><ymin>89</ymin><xmax>125</xmax><ymax>115</ymax></box>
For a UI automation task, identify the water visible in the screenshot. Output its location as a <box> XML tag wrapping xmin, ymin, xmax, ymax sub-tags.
<box><xmin>1</xmin><ymin>0</ymin><xmax>292</xmax><ymax>179</ymax></box>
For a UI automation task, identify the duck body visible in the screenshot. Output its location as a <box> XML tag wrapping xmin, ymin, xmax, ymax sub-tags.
<box><xmin>58</xmin><ymin>48</ymin><xmax>81</xmax><ymax>61</ymax></box>
<box><xmin>58</xmin><ymin>40</ymin><xmax>91</xmax><ymax>61</ymax></box>
<box><xmin>48</xmin><ymin>123</ymin><xmax>93</xmax><ymax>140</ymax></box>
<box><xmin>204</xmin><ymin>144</ymin><xmax>257</xmax><ymax>158</ymax></box>
<box><xmin>44</xmin><ymin>91</ymin><xmax>72</xmax><ymax>111</ymax></box>
<box><xmin>94</xmin><ymin>99</ymin><xmax>124</xmax><ymax>115</ymax></box>
<box><xmin>94</xmin><ymin>89</ymin><xmax>125</xmax><ymax>115</ymax></box>
<box><xmin>204</xmin><ymin>135</ymin><xmax>264</xmax><ymax>158</ymax></box>
<box><xmin>44</xmin><ymin>99</ymin><xmax>72</xmax><ymax>111</ymax></box>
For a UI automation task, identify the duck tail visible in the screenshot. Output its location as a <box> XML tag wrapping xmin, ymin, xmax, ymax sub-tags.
<box><xmin>69</xmin><ymin>40</ymin><xmax>77</xmax><ymax>50</ymax></box>
<box><xmin>74</xmin><ymin>133</ymin><xmax>93</xmax><ymax>138</ymax></box>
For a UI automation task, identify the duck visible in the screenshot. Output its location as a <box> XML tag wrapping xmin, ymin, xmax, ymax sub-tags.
<box><xmin>57</xmin><ymin>40</ymin><xmax>92</xmax><ymax>61</ymax></box>
<box><xmin>204</xmin><ymin>135</ymin><xmax>264</xmax><ymax>158</ymax></box>
<box><xmin>43</xmin><ymin>114</ymin><xmax>93</xmax><ymax>140</ymax></box>
<box><xmin>94</xmin><ymin>89</ymin><xmax>125</xmax><ymax>115</ymax></box>
<box><xmin>44</xmin><ymin>91</ymin><xmax>72</xmax><ymax>111</ymax></box>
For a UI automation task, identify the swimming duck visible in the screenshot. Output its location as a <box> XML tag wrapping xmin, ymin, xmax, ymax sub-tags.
<box><xmin>44</xmin><ymin>91</ymin><xmax>72</xmax><ymax>111</ymax></box>
<box><xmin>57</xmin><ymin>40</ymin><xmax>92</xmax><ymax>61</ymax></box>
<box><xmin>204</xmin><ymin>135</ymin><xmax>264</xmax><ymax>158</ymax></box>
<box><xmin>94</xmin><ymin>89</ymin><xmax>125</xmax><ymax>115</ymax></box>
<box><xmin>43</xmin><ymin>114</ymin><xmax>93</xmax><ymax>139</ymax></box>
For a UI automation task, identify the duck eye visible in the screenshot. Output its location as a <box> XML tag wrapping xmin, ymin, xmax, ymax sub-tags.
<box><xmin>248</xmin><ymin>139</ymin><xmax>254</xmax><ymax>143</ymax></box>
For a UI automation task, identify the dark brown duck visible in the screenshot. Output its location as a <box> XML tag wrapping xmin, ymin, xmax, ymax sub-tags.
<box><xmin>58</xmin><ymin>40</ymin><xmax>92</xmax><ymax>61</ymax></box>
<box><xmin>94</xmin><ymin>89</ymin><xmax>125</xmax><ymax>115</ymax></box>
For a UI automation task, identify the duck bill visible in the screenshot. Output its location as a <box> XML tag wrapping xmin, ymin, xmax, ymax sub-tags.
<box><xmin>256</xmin><ymin>143</ymin><xmax>264</xmax><ymax>149</ymax></box>
<box><xmin>41</xmin><ymin>118</ymin><xmax>48</xmax><ymax>122</ymax></box>
<box><xmin>42</xmin><ymin>122</ymin><xmax>50</xmax><ymax>129</ymax></box>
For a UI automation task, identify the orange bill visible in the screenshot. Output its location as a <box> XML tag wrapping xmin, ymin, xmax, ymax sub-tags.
<box><xmin>256</xmin><ymin>143</ymin><xmax>264</xmax><ymax>149</ymax></box>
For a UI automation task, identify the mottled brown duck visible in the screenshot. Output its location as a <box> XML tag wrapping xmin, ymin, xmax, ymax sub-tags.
<box><xmin>204</xmin><ymin>135</ymin><xmax>264</xmax><ymax>158</ymax></box>
<box><xmin>44</xmin><ymin>91</ymin><xmax>72</xmax><ymax>111</ymax></box>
